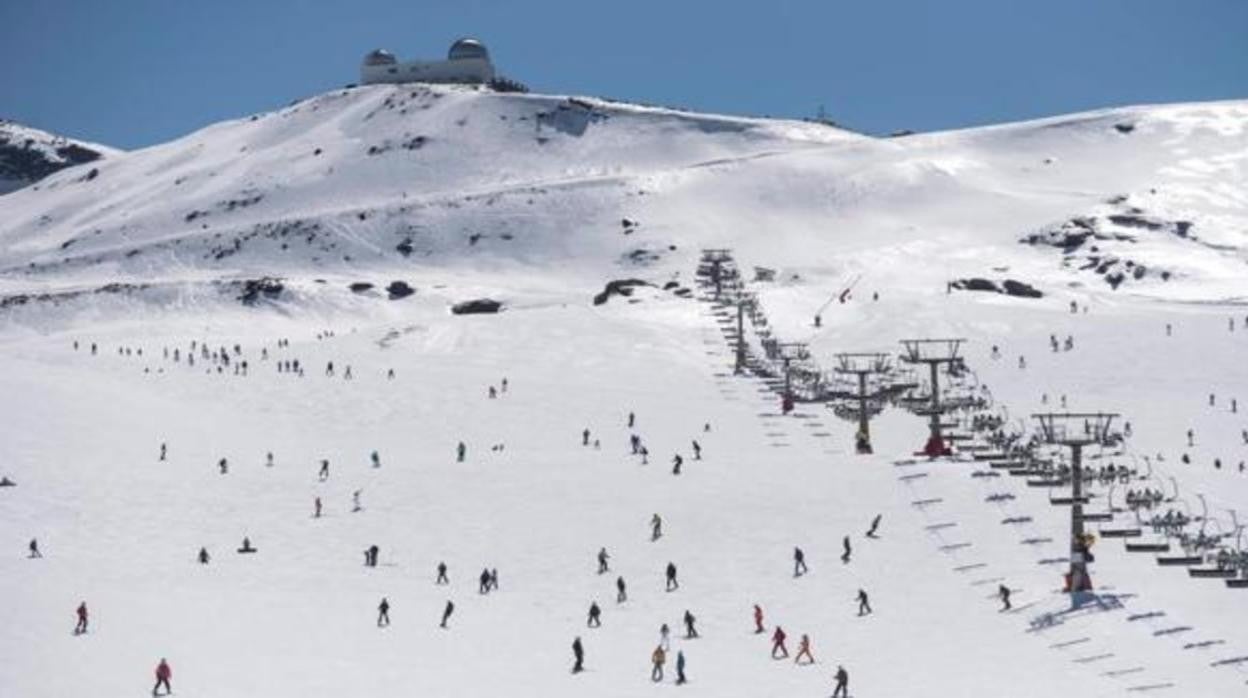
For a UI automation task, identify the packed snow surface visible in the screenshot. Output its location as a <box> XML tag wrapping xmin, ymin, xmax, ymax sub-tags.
<box><xmin>1</xmin><ymin>85</ymin><xmax>1246</xmax><ymax>697</ymax></box>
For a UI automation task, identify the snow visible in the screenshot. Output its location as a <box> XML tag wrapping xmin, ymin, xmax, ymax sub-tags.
<box><xmin>0</xmin><ymin>85</ymin><xmax>1246</xmax><ymax>697</ymax></box>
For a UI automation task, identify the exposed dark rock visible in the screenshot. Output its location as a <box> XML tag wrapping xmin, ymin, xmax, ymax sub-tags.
<box><xmin>386</xmin><ymin>281</ymin><xmax>414</xmax><ymax>300</ymax></box>
<box><xmin>451</xmin><ymin>298</ymin><xmax>503</xmax><ymax>315</ymax></box>
<box><xmin>238</xmin><ymin>277</ymin><xmax>284</xmax><ymax>305</ymax></box>
<box><xmin>349</xmin><ymin>282</ymin><xmax>374</xmax><ymax>293</ymax></box>
<box><xmin>593</xmin><ymin>279</ymin><xmax>649</xmax><ymax>305</ymax></box>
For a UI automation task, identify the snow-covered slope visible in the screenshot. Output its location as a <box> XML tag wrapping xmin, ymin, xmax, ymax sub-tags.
<box><xmin>1</xmin><ymin>87</ymin><xmax>1247</xmax><ymax>698</ymax></box>
<box><xmin>0</xmin><ymin>119</ymin><xmax>119</xmax><ymax>196</ymax></box>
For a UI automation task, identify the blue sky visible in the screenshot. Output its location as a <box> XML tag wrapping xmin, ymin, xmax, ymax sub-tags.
<box><xmin>2</xmin><ymin>0</ymin><xmax>1245</xmax><ymax>149</ymax></box>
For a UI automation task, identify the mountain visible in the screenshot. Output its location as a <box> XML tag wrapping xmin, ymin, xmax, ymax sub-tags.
<box><xmin>0</xmin><ymin>119</ymin><xmax>119</xmax><ymax>196</ymax></box>
<box><xmin>1</xmin><ymin>86</ymin><xmax>1247</xmax><ymax>698</ymax></box>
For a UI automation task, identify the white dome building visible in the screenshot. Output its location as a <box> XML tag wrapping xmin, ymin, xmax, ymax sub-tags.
<box><xmin>360</xmin><ymin>38</ymin><xmax>495</xmax><ymax>86</ymax></box>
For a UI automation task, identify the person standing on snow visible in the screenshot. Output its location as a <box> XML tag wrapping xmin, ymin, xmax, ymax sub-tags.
<box><xmin>457</xmin><ymin>442</ymin><xmax>467</xmax><ymax>463</ymax></box>
<box><xmin>651</xmin><ymin>514</ymin><xmax>663</xmax><ymax>541</ymax></box>
<box><xmin>651</xmin><ymin>645</ymin><xmax>667</xmax><ymax>682</ymax></box>
<box><xmin>665</xmin><ymin>562</ymin><xmax>679</xmax><ymax>591</ymax></box>
<box><xmin>998</xmin><ymin>584</ymin><xmax>1012</xmax><ymax>611</ymax></box>
<box><xmin>314</xmin><ymin>497</ymin><xmax>322</xmax><ymax>518</ymax></box>
<box><xmin>794</xmin><ymin>546</ymin><xmax>808</xmax><ymax>577</ymax></box>
<box><xmin>832</xmin><ymin>665</ymin><xmax>849</xmax><ymax>698</ymax></box>
<box><xmin>841</xmin><ymin>536</ymin><xmax>852</xmax><ymax>563</ymax></box>
<box><xmin>28</xmin><ymin>538</ymin><xmax>42</xmax><ymax>558</ymax></box>
<box><xmin>753</xmin><ymin>604</ymin><xmax>765</xmax><ymax>634</ymax></box>
<box><xmin>571</xmin><ymin>637</ymin><xmax>585</xmax><ymax>673</ymax></box>
<box><xmin>152</xmin><ymin>658</ymin><xmax>172</xmax><ymax>696</ymax></box>
<box><xmin>479</xmin><ymin>568</ymin><xmax>491</xmax><ymax>594</ymax></box>
<box><xmin>771</xmin><ymin>626</ymin><xmax>789</xmax><ymax>658</ymax></box>
<box><xmin>587</xmin><ymin>601</ymin><xmax>602</xmax><ymax>628</ymax></box>
<box><xmin>582</xmin><ymin>428</ymin><xmax>591</xmax><ymax>446</ymax></box>
<box><xmin>857</xmin><ymin>588</ymin><xmax>872</xmax><ymax>616</ymax></box>
<box><xmin>436</xmin><ymin>561</ymin><xmax>449</xmax><ymax>585</ymax></box>
<box><xmin>866</xmin><ymin>514</ymin><xmax>882</xmax><ymax>538</ymax></box>
<box><xmin>672</xmin><ymin>453</ymin><xmax>683</xmax><ymax>475</ymax></box>
<box><xmin>794</xmin><ymin>633</ymin><xmax>815</xmax><ymax>665</ymax></box>
<box><xmin>691</xmin><ymin>440</ymin><xmax>702</xmax><ymax>460</ymax></box>
<box><xmin>597</xmin><ymin>547</ymin><xmax>610</xmax><ymax>575</ymax></box>
<box><xmin>318</xmin><ymin>459</ymin><xmax>330</xmax><ymax>481</ymax></box>
<box><xmin>377</xmin><ymin>597</ymin><xmax>390</xmax><ymax>627</ymax></box>
<box><xmin>198</xmin><ymin>547</ymin><xmax>210</xmax><ymax>564</ymax></box>
<box><xmin>683</xmin><ymin>609</ymin><xmax>699</xmax><ymax>638</ymax></box>
<box><xmin>74</xmin><ymin>602</ymin><xmax>89</xmax><ymax>635</ymax></box>
<box><xmin>616</xmin><ymin>576</ymin><xmax>628</xmax><ymax>603</ymax></box>
<box><xmin>440</xmin><ymin>600</ymin><xmax>454</xmax><ymax>629</ymax></box>
<box><xmin>675</xmin><ymin>649</ymin><xmax>687</xmax><ymax>685</ymax></box>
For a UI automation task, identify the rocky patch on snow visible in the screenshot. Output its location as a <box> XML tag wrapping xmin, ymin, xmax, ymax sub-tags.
<box><xmin>450</xmin><ymin>298</ymin><xmax>503</xmax><ymax>315</ymax></box>
<box><xmin>950</xmin><ymin>278</ymin><xmax>1044</xmax><ymax>298</ymax></box>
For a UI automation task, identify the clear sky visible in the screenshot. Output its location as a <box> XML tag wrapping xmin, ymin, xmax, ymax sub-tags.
<box><xmin>2</xmin><ymin>0</ymin><xmax>1245</xmax><ymax>149</ymax></box>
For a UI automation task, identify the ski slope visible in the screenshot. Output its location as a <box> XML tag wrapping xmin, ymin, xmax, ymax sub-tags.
<box><xmin>1</xmin><ymin>85</ymin><xmax>1247</xmax><ymax>697</ymax></box>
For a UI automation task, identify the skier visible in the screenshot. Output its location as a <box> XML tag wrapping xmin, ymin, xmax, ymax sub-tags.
<box><xmin>371</xmin><ymin>450</ymin><xmax>380</xmax><ymax>468</ymax></box>
<box><xmin>998</xmin><ymin>584</ymin><xmax>1012</xmax><ymax>611</ymax></box>
<box><xmin>866</xmin><ymin>514</ymin><xmax>882</xmax><ymax>538</ymax></box>
<box><xmin>1187</xmin><ymin>429</ymin><xmax>1194</xmax><ymax>447</ymax></box>
<box><xmin>479</xmin><ymin>568</ymin><xmax>491</xmax><ymax>594</ymax></box>
<box><xmin>616</xmin><ymin>576</ymin><xmax>627</xmax><ymax>603</ymax></box>
<box><xmin>691</xmin><ymin>440</ymin><xmax>702</xmax><ymax>460</ymax></box>
<box><xmin>488</xmin><ymin>386</ymin><xmax>497</xmax><ymax>399</ymax></box>
<box><xmin>857</xmin><ymin>588</ymin><xmax>872</xmax><ymax>616</ymax></box>
<box><xmin>794</xmin><ymin>546</ymin><xmax>808</xmax><ymax>577</ymax></box>
<box><xmin>74</xmin><ymin>602</ymin><xmax>88</xmax><ymax>635</ymax></box>
<box><xmin>672</xmin><ymin>453</ymin><xmax>683</xmax><ymax>475</ymax></box>
<box><xmin>771</xmin><ymin>626</ymin><xmax>789</xmax><ymax>658</ymax></box>
<box><xmin>501</xmin><ymin>377</ymin><xmax>508</xmax><ymax>393</ymax></box>
<box><xmin>665</xmin><ymin>562</ymin><xmax>679</xmax><ymax>591</ymax></box>
<box><xmin>377</xmin><ymin>597</ymin><xmax>390</xmax><ymax>627</ymax></box>
<box><xmin>794</xmin><ymin>633</ymin><xmax>814</xmax><ymax>665</ymax></box>
<box><xmin>659</xmin><ymin>623</ymin><xmax>671</xmax><ymax>650</ymax></box>
<box><xmin>640</xmin><ymin>445</ymin><xmax>649</xmax><ymax>464</ymax></box>
<box><xmin>675</xmin><ymin>649</ymin><xmax>687</xmax><ymax>685</ymax></box>
<box><xmin>352</xmin><ymin>490</ymin><xmax>362</xmax><ymax>512</ymax></box>
<box><xmin>440</xmin><ymin>600</ymin><xmax>454</xmax><ymax>629</ymax></box>
<box><xmin>152</xmin><ymin>658</ymin><xmax>173</xmax><ymax>697</ymax></box>
<box><xmin>683</xmin><ymin>609</ymin><xmax>698</xmax><ymax>638</ymax></box>
<box><xmin>597</xmin><ymin>547</ymin><xmax>610</xmax><ymax>574</ymax></box>
<box><xmin>832</xmin><ymin>665</ymin><xmax>849</xmax><ymax>698</ymax></box>
<box><xmin>651</xmin><ymin>513</ymin><xmax>663</xmax><ymax>541</ymax></box>
<box><xmin>651</xmin><ymin>645</ymin><xmax>667</xmax><ymax>682</ymax></box>
<box><xmin>630</xmin><ymin>434</ymin><xmax>641</xmax><ymax>454</ymax></box>
<box><xmin>583</xmin><ymin>428</ymin><xmax>591</xmax><ymax>446</ymax></box>
<box><xmin>318</xmin><ymin>459</ymin><xmax>329</xmax><ymax>481</ymax></box>
<box><xmin>314</xmin><ymin>497</ymin><xmax>322</xmax><ymax>518</ymax></box>
<box><xmin>238</xmin><ymin>537</ymin><xmax>256</xmax><ymax>553</ymax></box>
<box><xmin>489</xmin><ymin>568</ymin><xmax>499</xmax><ymax>591</ymax></box>
<box><xmin>628</xmin><ymin>411</ymin><xmax>635</xmax><ymax>428</ymax></box>
<box><xmin>436</xmin><ymin>561</ymin><xmax>449</xmax><ymax>585</ymax></box>
<box><xmin>198</xmin><ymin>547</ymin><xmax>210</xmax><ymax>564</ymax></box>
<box><xmin>159</xmin><ymin>443</ymin><xmax>167</xmax><ymax>461</ymax></box>
<box><xmin>28</xmin><ymin>538</ymin><xmax>41</xmax><ymax>558</ymax></box>
<box><xmin>753</xmin><ymin>604</ymin><xmax>765</xmax><ymax>634</ymax></box>
<box><xmin>841</xmin><ymin>536</ymin><xmax>852</xmax><ymax>563</ymax></box>
<box><xmin>218</xmin><ymin>457</ymin><xmax>228</xmax><ymax>475</ymax></box>
<box><xmin>457</xmin><ymin>442</ymin><xmax>466</xmax><ymax>463</ymax></box>
<box><xmin>265</xmin><ymin>451</ymin><xmax>274</xmax><ymax>467</ymax></box>
<box><xmin>587</xmin><ymin>601</ymin><xmax>602</xmax><ymax>628</ymax></box>
<box><xmin>572</xmin><ymin>637</ymin><xmax>585</xmax><ymax>673</ymax></box>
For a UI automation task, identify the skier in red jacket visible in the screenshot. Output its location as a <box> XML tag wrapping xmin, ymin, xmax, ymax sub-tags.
<box><xmin>753</xmin><ymin>604</ymin><xmax>765</xmax><ymax>634</ymax></box>
<box><xmin>152</xmin><ymin>658</ymin><xmax>172</xmax><ymax>696</ymax></box>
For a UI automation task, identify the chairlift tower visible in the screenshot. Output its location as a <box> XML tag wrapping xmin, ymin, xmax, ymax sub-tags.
<box><xmin>829</xmin><ymin>353</ymin><xmax>894</xmax><ymax>454</ymax></box>
<box><xmin>899</xmin><ymin>338</ymin><xmax>966</xmax><ymax>454</ymax></box>
<box><xmin>701</xmin><ymin>249</ymin><xmax>733</xmax><ymax>300</ymax></box>
<box><xmin>1033</xmin><ymin>412</ymin><xmax>1120</xmax><ymax>608</ymax></box>
<box><xmin>733</xmin><ymin>291</ymin><xmax>757</xmax><ymax>375</ymax></box>
<box><xmin>778</xmin><ymin>342</ymin><xmax>810</xmax><ymax>412</ymax></box>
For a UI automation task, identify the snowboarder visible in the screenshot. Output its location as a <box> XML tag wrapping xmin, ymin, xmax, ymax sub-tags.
<box><xmin>866</xmin><ymin>514</ymin><xmax>882</xmax><ymax>538</ymax></box>
<box><xmin>683</xmin><ymin>609</ymin><xmax>698</xmax><ymax>638</ymax></box>
<box><xmin>665</xmin><ymin>562</ymin><xmax>679</xmax><ymax>591</ymax></box>
<box><xmin>794</xmin><ymin>633</ymin><xmax>814</xmax><ymax>665</ymax></box>
<box><xmin>436</xmin><ymin>562</ymin><xmax>449</xmax><ymax>585</ymax></box>
<box><xmin>377</xmin><ymin>597</ymin><xmax>390</xmax><ymax>627</ymax></box>
<box><xmin>832</xmin><ymin>665</ymin><xmax>849</xmax><ymax>698</ymax></box>
<box><xmin>488</xmin><ymin>386</ymin><xmax>497</xmax><ymax>399</ymax></box>
<box><xmin>587</xmin><ymin>601</ymin><xmax>602</xmax><ymax>628</ymax></box>
<box><xmin>597</xmin><ymin>547</ymin><xmax>610</xmax><ymax>574</ymax></box>
<box><xmin>28</xmin><ymin>538</ymin><xmax>41</xmax><ymax>558</ymax></box>
<box><xmin>318</xmin><ymin>459</ymin><xmax>329</xmax><ymax>481</ymax></box>
<box><xmin>440</xmin><ymin>600</ymin><xmax>454</xmax><ymax>628</ymax></box>
<box><xmin>314</xmin><ymin>497</ymin><xmax>322</xmax><ymax>518</ymax></box>
<box><xmin>691</xmin><ymin>440</ymin><xmax>701</xmax><ymax>460</ymax></box>
<box><xmin>371</xmin><ymin>450</ymin><xmax>380</xmax><ymax>468</ymax></box>
<box><xmin>457</xmin><ymin>441</ymin><xmax>466</xmax><ymax>463</ymax></box>
<box><xmin>753</xmin><ymin>604</ymin><xmax>765</xmax><ymax>634</ymax></box>
<box><xmin>479</xmin><ymin>568</ymin><xmax>492</xmax><ymax>594</ymax></box>
<box><xmin>628</xmin><ymin>411</ymin><xmax>635</xmax><ymax>428</ymax></box>
<box><xmin>74</xmin><ymin>602</ymin><xmax>88</xmax><ymax>635</ymax></box>
<box><xmin>857</xmin><ymin>588</ymin><xmax>872</xmax><ymax>616</ymax></box>
<box><xmin>352</xmin><ymin>490</ymin><xmax>362</xmax><ymax>512</ymax></box>
<box><xmin>159</xmin><ymin>443</ymin><xmax>167</xmax><ymax>461</ymax></box>
<box><xmin>152</xmin><ymin>658</ymin><xmax>172</xmax><ymax>696</ymax></box>
<box><xmin>794</xmin><ymin>546</ymin><xmax>808</xmax><ymax>577</ymax></box>
<box><xmin>998</xmin><ymin>584</ymin><xmax>1012</xmax><ymax>611</ymax></box>
<box><xmin>841</xmin><ymin>536</ymin><xmax>852</xmax><ymax>563</ymax></box>
<box><xmin>651</xmin><ymin>645</ymin><xmax>667</xmax><ymax>682</ymax></box>
<box><xmin>582</xmin><ymin>428</ymin><xmax>591</xmax><ymax>446</ymax></box>
<box><xmin>675</xmin><ymin>649</ymin><xmax>687</xmax><ymax>685</ymax></box>
<box><xmin>501</xmin><ymin>377</ymin><xmax>508</xmax><ymax>393</ymax></box>
<box><xmin>265</xmin><ymin>451</ymin><xmax>274</xmax><ymax>467</ymax></box>
<box><xmin>672</xmin><ymin>453</ymin><xmax>683</xmax><ymax>475</ymax></box>
<box><xmin>571</xmin><ymin>636</ymin><xmax>585</xmax><ymax>673</ymax></box>
<box><xmin>616</xmin><ymin>576</ymin><xmax>627</xmax><ymax>603</ymax></box>
<box><xmin>651</xmin><ymin>513</ymin><xmax>663</xmax><ymax>541</ymax></box>
<box><xmin>771</xmin><ymin>626</ymin><xmax>789</xmax><ymax>658</ymax></box>
<box><xmin>218</xmin><ymin>457</ymin><xmax>228</xmax><ymax>475</ymax></box>
<box><xmin>198</xmin><ymin>547</ymin><xmax>210</xmax><ymax>564</ymax></box>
